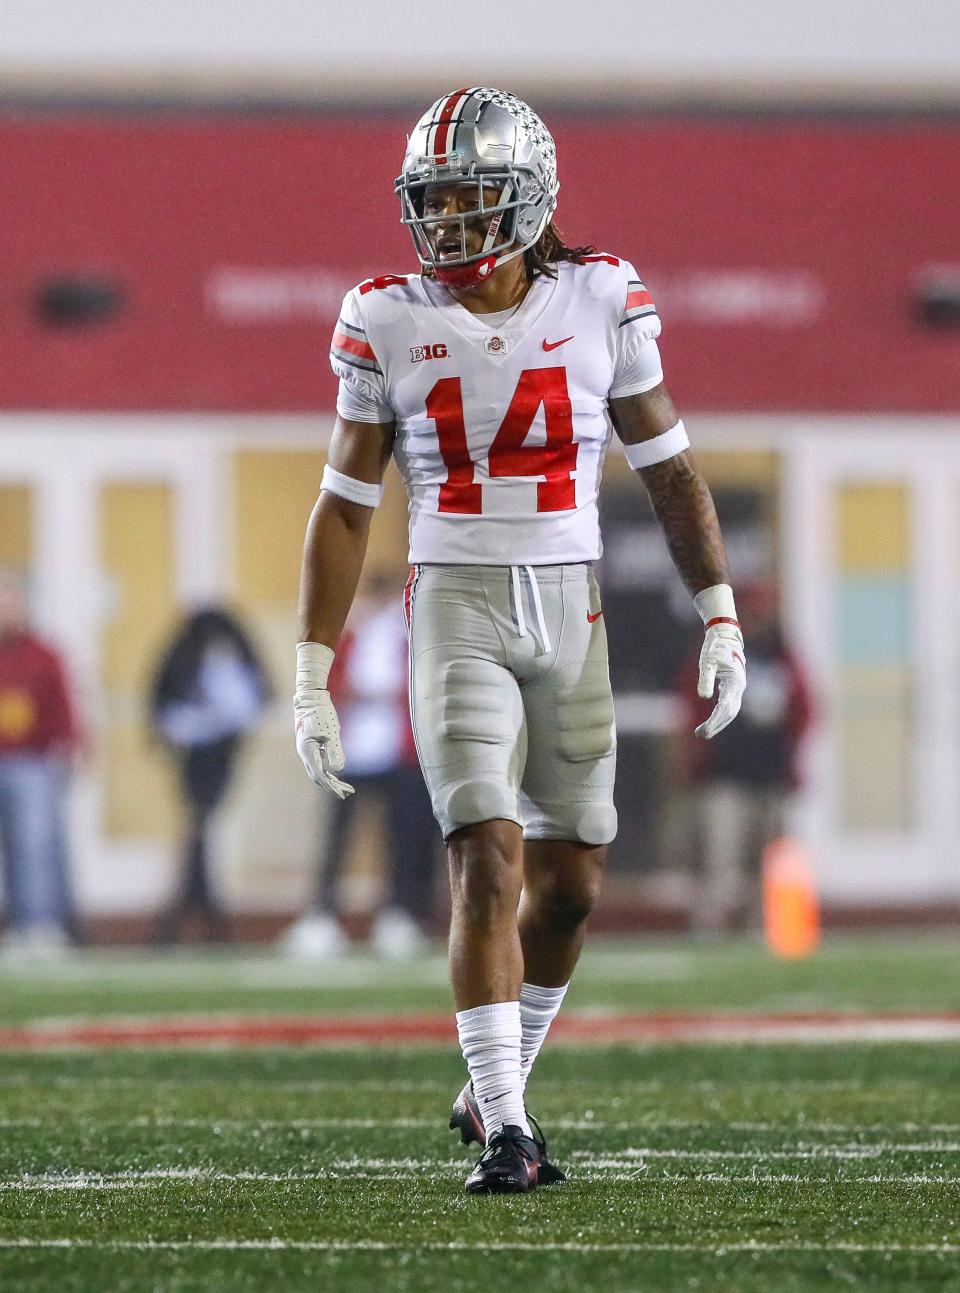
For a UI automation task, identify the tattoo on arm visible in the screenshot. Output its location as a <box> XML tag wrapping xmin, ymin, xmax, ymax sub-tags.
<box><xmin>639</xmin><ymin>451</ymin><xmax>730</xmax><ymax>595</ymax></box>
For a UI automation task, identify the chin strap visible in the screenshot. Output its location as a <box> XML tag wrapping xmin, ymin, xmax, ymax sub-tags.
<box><xmin>436</xmin><ymin>255</ymin><xmax>497</xmax><ymax>289</ymax></box>
<box><xmin>480</xmin><ymin>184</ymin><xmax>512</xmax><ymax>255</ymax></box>
<box><xmin>434</xmin><ymin>241</ymin><xmax>532</xmax><ymax>289</ymax></box>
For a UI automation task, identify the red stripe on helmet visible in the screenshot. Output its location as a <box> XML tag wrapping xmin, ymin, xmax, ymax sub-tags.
<box><xmin>433</xmin><ymin>88</ymin><xmax>470</xmax><ymax>156</ymax></box>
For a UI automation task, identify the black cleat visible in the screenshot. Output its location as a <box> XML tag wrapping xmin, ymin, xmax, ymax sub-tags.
<box><xmin>464</xmin><ymin>1124</ymin><xmax>540</xmax><ymax>1195</ymax></box>
<box><xmin>450</xmin><ymin>1080</ymin><xmax>486</xmax><ymax>1147</ymax></box>
<box><xmin>450</xmin><ymin>1081</ymin><xmax>567</xmax><ymax>1185</ymax></box>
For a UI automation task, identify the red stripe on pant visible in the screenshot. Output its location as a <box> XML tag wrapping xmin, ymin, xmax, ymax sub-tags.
<box><xmin>403</xmin><ymin>566</ymin><xmax>419</xmax><ymax>632</ymax></box>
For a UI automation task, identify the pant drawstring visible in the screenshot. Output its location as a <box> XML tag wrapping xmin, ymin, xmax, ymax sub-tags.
<box><xmin>510</xmin><ymin>565</ymin><xmax>528</xmax><ymax>639</ymax></box>
<box><xmin>523</xmin><ymin>564</ymin><xmax>552</xmax><ymax>655</ymax></box>
<box><xmin>509</xmin><ymin>565</ymin><xmax>551</xmax><ymax>656</ymax></box>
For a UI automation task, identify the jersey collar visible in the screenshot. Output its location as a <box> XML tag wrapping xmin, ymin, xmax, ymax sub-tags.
<box><xmin>418</xmin><ymin>271</ymin><xmax>561</xmax><ymax>360</ymax></box>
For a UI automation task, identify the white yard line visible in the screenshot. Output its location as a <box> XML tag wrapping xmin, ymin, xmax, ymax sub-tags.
<box><xmin>0</xmin><ymin>1238</ymin><xmax>959</xmax><ymax>1255</ymax></box>
<box><xmin>0</xmin><ymin>1076</ymin><xmax>453</xmax><ymax>1092</ymax></box>
<box><xmin>5</xmin><ymin>1113</ymin><xmax>960</xmax><ymax>1140</ymax></box>
<box><xmin>4</xmin><ymin>1166</ymin><xmax>960</xmax><ymax>1191</ymax></box>
<box><xmin>725</xmin><ymin>1121</ymin><xmax>960</xmax><ymax>1134</ymax></box>
<box><xmin>0</xmin><ymin>1117</ymin><xmax>437</xmax><ymax>1130</ymax></box>
<box><xmin>0</xmin><ymin>1073</ymin><xmax>931</xmax><ymax>1092</ymax></box>
<box><xmin>571</xmin><ymin>1145</ymin><xmax>960</xmax><ymax>1160</ymax></box>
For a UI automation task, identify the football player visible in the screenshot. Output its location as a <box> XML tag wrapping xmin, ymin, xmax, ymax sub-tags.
<box><xmin>295</xmin><ymin>88</ymin><xmax>746</xmax><ymax>1194</ymax></box>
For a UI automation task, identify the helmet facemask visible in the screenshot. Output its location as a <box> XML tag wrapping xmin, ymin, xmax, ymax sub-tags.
<box><xmin>395</xmin><ymin>88</ymin><xmax>559</xmax><ymax>289</ymax></box>
<box><xmin>398</xmin><ymin>167</ymin><xmax>549</xmax><ymax>287</ymax></box>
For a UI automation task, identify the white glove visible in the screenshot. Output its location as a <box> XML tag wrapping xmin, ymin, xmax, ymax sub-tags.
<box><xmin>294</xmin><ymin>642</ymin><xmax>354</xmax><ymax>799</ymax></box>
<box><xmin>693</xmin><ymin>585</ymin><xmax>747</xmax><ymax>741</ymax></box>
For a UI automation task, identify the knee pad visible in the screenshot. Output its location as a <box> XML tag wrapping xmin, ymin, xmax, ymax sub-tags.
<box><xmin>524</xmin><ymin>799</ymin><xmax>618</xmax><ymax>847</ymax></box>
<box><xmin>441</xmin><ymin>777</ymin><xmax>521</xmax><ymax>838</ymax></box>
<box><xmin>572</xmin><ymin>801</ymin><xmax>618</xmax><ymax>847</ymax></box>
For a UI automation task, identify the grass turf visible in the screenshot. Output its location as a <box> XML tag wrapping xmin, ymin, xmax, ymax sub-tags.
<box><xmin>0</xmin><ymin>936</ymin><xmax>958</xmax><ymax>1290</ymax></box>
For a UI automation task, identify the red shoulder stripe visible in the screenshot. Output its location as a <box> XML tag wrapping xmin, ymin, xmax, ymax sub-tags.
<box><xmin>332</xmin><ymin>332</ymin><xmax>377</xmax><ymax>363</ymax></box>
<box><xmin>625</xmin><ymin>289</ymin><xmax>654</xmax><ymax>311</ymax></box>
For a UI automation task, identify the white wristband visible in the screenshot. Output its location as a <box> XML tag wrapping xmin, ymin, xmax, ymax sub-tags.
<box><xmin>693</xmin><ymin>584</ymin><xmax>738</xmax><ymax>626</ymax></box>
<box><xmin>296</xmin><ymin>641</ymin><xmax>335</xmax><ymax>691</ymax></box>
<box><xmin>622</xmin><ymin>419</ymin><xmax>689</xmax><ymax>470</ymax></box>
<box><xmin>320</xmin><ymin>464</ymin><xmax>383</xmax><ymax>508</ymax></box>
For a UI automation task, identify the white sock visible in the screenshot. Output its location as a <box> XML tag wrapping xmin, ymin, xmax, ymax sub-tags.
<box><xmin>456</xmin><ymin>1002</ymin><xmax>531</xmax><ymax>1140</ymax></box>
<box><xmin>520</xmin><ymin>982</ymin><xmax>569</xmax><ymax>1087</ymax></box>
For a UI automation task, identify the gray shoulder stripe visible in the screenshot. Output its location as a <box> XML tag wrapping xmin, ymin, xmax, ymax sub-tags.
<box><xmin>331</xmin><ymin>350</ymin><xmax>382</xmax><ymax>374</ymax></box>
<box><xmin>618</xmin><ymin>307</ymin><xmax>660</xmax><ymax>328</ymax></box>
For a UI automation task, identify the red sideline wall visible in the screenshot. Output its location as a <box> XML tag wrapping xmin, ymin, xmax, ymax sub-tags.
<box><xmin>1</xmin><ymin>113</ymin><xmax>958</xmax><ymax>412</ymax></box>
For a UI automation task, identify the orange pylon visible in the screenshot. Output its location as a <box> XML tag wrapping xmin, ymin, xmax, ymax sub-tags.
<box><xmin>762</xmin><ymin>836</ymin><xmax>821</xmax><ymax>958</ymax></box>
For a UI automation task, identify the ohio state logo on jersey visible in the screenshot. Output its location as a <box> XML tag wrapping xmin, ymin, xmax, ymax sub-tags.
<box><xmin>410</xmin><ymin>344</ymin><xmax>449</xmax><ymax>363</ymax></box>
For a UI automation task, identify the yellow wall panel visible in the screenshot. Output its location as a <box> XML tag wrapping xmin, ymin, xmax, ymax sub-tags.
<box><xmin>840</xmin><ymin>664</ymin><xmax>912</xmax><ymax>706</ymax></box>
<box><xmin>837</xmin><ymin>483</ymin><xmax>910</xmax><ymax>573</ymax></box>
<box><xmin>99</xmin><ymin>483</ymin><xmax>179</xmax><ymax>840</ymax></box>
<box><xmin>369</xmin><ymin>466</ymin><xmax>413</xmax><ymax>577</ymax></box>
<box><xmin>101</xmin><ymin>723</ymin><xmax>180</xmax><ymax>841</ymax></box>
<box><xmin>600</xmin><ymin>447</ymin><xmax>779</xmax><ymax>490</ymax></box>
<box><xmin>838</xmin><ymin>668</ymin><xmax>912</xmax><ymax>831</ymax></box>
<box><xmin>233</xmin><ymin>450</ymin><xmax>326</xmax><ymax>605</ymax></box>
<box><xmin>695</xmin><ymin>449</ymin><xmax>780</xmax><ymax>489</ymax></box>
<box><xmin>0</xmin><ymin>485</ymin><xmax>33</xmax><ymax>565</ymax></box>
<box><xmin>233</xmin><ymin>451</ymin><xmax>410</xmax><ymax>609</ymax></box>
<box><xmin>838</xmin><ymin>709</ymin><xmax>912</xmax><ymax>831</ymax></box>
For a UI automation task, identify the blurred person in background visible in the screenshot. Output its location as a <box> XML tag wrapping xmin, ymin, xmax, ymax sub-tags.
<box><xmin>282</xmin><ymin>570</ymin><xmax>438</xmax><ymax>960</ymax></box>
<box><xmin>149</xmin><ymin>607</ymin><xmax>272</xmax><ymax>943</ymax></box>
<box><xmin>0</xmin><ymin>566</ymin><xmax>81</xmax><ymax>956</ymax></box>
<box><xmin>673</xmin><ymin>580</ymin><xmax>814</xmax><ymax>935</ymax></box>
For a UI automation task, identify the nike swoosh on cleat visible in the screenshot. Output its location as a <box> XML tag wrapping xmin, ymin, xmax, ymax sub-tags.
<box><xmin>542</xmin><ymin>335</ymin><xmax>574</xmax><ymax>351</ymax></box>
<box><xmin>587</xmin><ymin>610</ymin><xmax>603</xmax><ymax>623</ymax></box>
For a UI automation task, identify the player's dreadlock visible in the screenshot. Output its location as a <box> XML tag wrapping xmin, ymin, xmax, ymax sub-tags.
<box><xmin>524</xmin><ymin>221</ymin><xmax>597</xmax><ymax>281</ymax></box>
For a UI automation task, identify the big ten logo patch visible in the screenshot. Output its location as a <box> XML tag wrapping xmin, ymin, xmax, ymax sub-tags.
<box><xmin>410</xmin><ymin>343</ymin><xmax>449</xmax><ymax>363</ymax></box>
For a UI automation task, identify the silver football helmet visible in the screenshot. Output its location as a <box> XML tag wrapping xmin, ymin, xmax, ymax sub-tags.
<box><xmin>395</xmin><ymin>87</ymin><xmax>560</xmax><ymax>289</ymax></box>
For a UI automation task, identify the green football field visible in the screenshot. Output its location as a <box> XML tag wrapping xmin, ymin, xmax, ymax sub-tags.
<box><xmin>1</xmin><ymin>934</ymin><xmax>959</xmax><ymax>1291</ymax></box>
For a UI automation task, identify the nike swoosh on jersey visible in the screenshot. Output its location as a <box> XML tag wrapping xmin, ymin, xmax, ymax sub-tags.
<box><xmin>542</xmin><ymin>335</ymin><xmax>575</xmax><ymax>351</ymax></box>
<box><xmin>587</xmin><ymin>610</ymin><xmax>603</xmax><ymax>623</ymax></box>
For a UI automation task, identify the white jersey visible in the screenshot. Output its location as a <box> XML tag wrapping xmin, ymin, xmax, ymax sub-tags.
<box><xmin>330</xmin><ymin>255</ymin><xmax>665</xmax><ymax>565</ymax></box>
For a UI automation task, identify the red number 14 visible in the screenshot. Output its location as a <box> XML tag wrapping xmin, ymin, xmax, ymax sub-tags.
<box><xmin>425</xmin><ymin>367</ymin><xmax>578</xmax><ymax>515</ymax></box>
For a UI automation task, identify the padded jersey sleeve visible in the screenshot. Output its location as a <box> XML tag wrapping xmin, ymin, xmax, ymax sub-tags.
<box><xmin>329</xmin><ymin>289</ymin><xmax>394</xmax><ymax>425</ymax></box>
<box><xmin>609</xmin><ymin>261</ymin><xmax>664</xmax><ymax>399</ymax></box>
